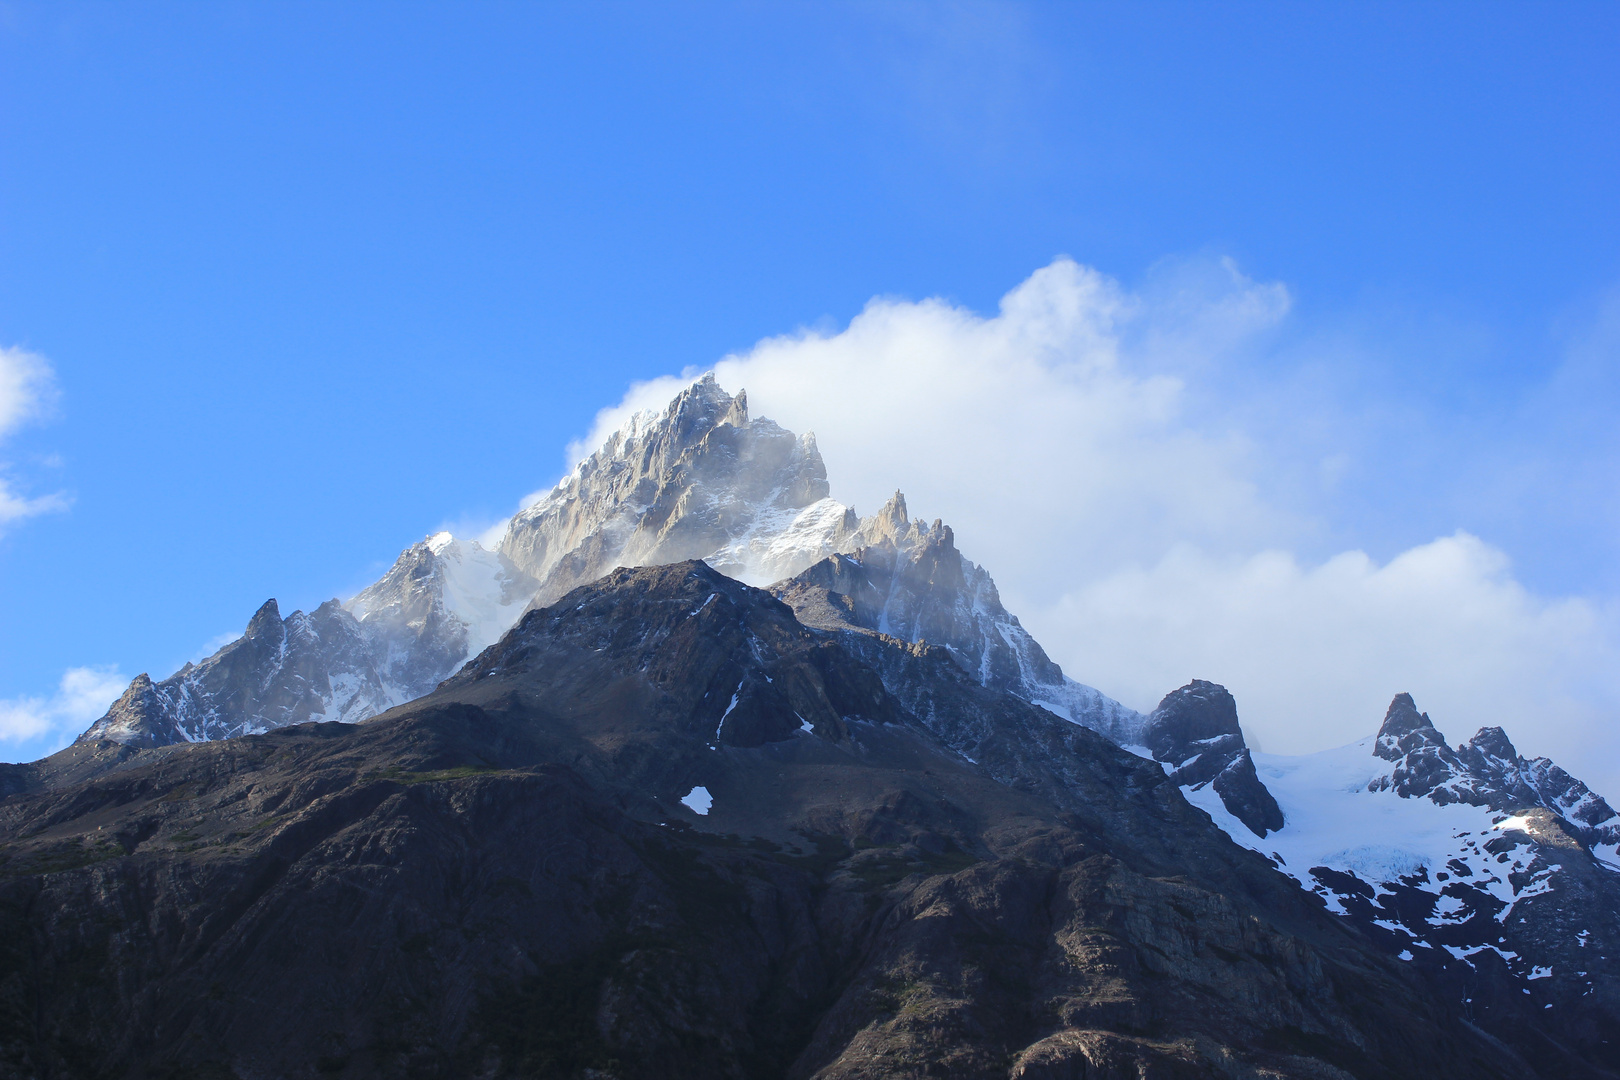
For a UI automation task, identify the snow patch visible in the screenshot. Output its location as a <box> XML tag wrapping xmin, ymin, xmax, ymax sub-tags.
<box><xmin>433</xmin><ymin>536</ymin><xmax>530</xmax><ymax>656</ymax></box>
<box><xmin>680</xmin><ymin>786</ymin><xmax>713</xmax><ymax>815</ymax></box>
<box><xmin>1494</xmin><ymin>814</ymin><xmax>1535</xmax><ymax>836</ymax></box>
<box><xmin>716</xmin><ymin>682</ymin><xmax>743</xmax><ymax>740</ymax></box>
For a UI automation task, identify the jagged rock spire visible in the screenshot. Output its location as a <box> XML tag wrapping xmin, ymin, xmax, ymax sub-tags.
<box><xmin>1374</xmin><ymin>692</ymin><xmax>1444</xmax><ymax>761</ymax></box>
<box><xmin>1142</xmin><ymin>680</ymin><xmax>1283</xmax><ymax>837</ymax></box>
<box><xmin>244</xmin><ymin>598</ymin><xmax>283</xmax><ymax>641</ymax></box>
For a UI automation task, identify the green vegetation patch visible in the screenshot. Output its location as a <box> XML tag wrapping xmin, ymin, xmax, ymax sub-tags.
<box><xmin>0</xmin><ymin>837</ymin><xmax>129</xmax><ymax>878</ymax></box>
<box><xmin>375</xmin><ymin>764</ymin><xmax>500</xmax><ymax>785</ymax></box>
<box><xmin>846</xmin><ymin>840</ymin><xmax>979</xmax><ymax>890</ymax></box>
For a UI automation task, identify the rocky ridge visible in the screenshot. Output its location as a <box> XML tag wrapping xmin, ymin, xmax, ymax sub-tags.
<box><xmin>50</xmin><ymin>373</ymin><xmax>1620</xmax><ymax>1075</ymax></box>
<box><xmin>77</xmin><ymin>375</ymin><xmax>1138</xmax><ymax>753</ymax></box>
<box><xmin>772</xmin><ymin>492</ymin><xmax>1144</xmax><ymax>743</ymax></box>
<box><xmin>1371</xmin><ymin>693</ymin><xmax>1620</xmax><ymax>850</ymax></box>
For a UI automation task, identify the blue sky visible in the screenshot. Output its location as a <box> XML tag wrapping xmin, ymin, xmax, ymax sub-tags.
<box><xmin>2</xmin><ymin>3</ymin><xmax>1618</xmax><ymax>782</ymax></box>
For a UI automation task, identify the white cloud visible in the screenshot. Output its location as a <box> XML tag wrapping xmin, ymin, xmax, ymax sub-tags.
<box><xmin>576</xmin><ymin>257</ymin><xmax>1620</xmax><ymax>799</ymax></box>
<box><xmin>1031</xmin><ymin>535</ymin><xmax>1619</xmax><ymax>776</ymax></box>
<box><xmin>0</xmin><ymin>345</ymin><xmax>69</xmax><ymax>531</ymax></box>
<box><xmin>0</xmin><ymin>345</ymin><xmax>56</xmax><ymax>436</ymax></box>
<box><xmin>0</xmin><ymin>666</ymin><xmax>127</xmax><ymax>745</ymax></box>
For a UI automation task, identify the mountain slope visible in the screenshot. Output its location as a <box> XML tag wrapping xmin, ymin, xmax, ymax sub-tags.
<box><xmin>0</xmin><ymin>563</ymin><xmax>1531</xmax><ymax>1080</ymax></box>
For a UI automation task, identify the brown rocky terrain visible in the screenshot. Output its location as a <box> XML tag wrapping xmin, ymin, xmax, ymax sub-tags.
<box><xmin>0</xmin><ymin>563</ymin><xmax>1542</xmax><ymax>1078</ymax></box>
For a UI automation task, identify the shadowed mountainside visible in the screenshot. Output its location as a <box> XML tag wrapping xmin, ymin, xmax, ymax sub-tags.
<box><xmin>0</xmin><ymin>563</ymin><xmax>1540</xmax><ymax>1080</ymax></box>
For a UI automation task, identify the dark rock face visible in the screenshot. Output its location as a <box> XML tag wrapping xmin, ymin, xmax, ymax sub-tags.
<box><xmin>1259</xmin><ymin>693</ymin><xmax>1620</xmax><ymax>1078</ymax></box>
<box><xmin>1141</xmin><ymin>680</ymin><xmax>1285</xmax><ymax>838</ymax></box>
<box><xmin>1299</xmin><ymin>803</ymin><xmax>1620</xmax><ymax>1080</ymax></box>
<box><xmin>2</xmin><ymin>564</ymin><xmax>1528</xmax><ymax>1080</ymax></box>
<box><xmin>777</xmin><ymin>558</ymin><xmax>1281</xmax><ymax>839</ymax></box>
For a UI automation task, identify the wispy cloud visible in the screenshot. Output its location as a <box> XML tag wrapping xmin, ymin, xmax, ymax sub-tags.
<box><xmin>0</xmin><ymin>666</ymin><xmax>127</xmax><ymax>747</ymax></box>
<box><xmin>579</xmin><ymin>257</ymin><xmax>1620</xmax><ymax>797</ymax></box>
<box><xmin>0</xmin><ymin>345</ymin><xmax>70</xmax><ymax>533</ymax></box>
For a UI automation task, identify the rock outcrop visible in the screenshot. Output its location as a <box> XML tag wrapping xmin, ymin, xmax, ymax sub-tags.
<box><xmin>1370</xmin><ymin>693</ymin><xmax>1620</xmax><ymax>847</ymax></box>
<box><xmin>1141</xmin><ymin>679</ymin><xmax>1285</xmax><ymax>838</ymax></box>
<box><xmin>1192</xmin><ymin>692</ymin><xmax>1620</xmax><ymax>1078</ymax></box>
<box><xmin>77</xmin><ymin>597</ymin><xmax>392</xmax><ymax>745</ymax></box>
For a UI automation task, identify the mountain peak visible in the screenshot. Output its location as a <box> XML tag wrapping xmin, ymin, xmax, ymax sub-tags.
<box><xmin>1142</xmin><ymin>680</ymin><xmax>1283</xmax><ymax>836</ymax></box>
<box><xmin>883</xmin><ymin>490</ymin><xmax>908</xmax><ymax>522</ymax></box>
<box><xmin>1462</xmin><ymin>724</ymin><xmax>1518</xmax><ymax>763</ymax></box>
<box><xmin>724</xmin><ymin>387</ymin><xmax>749</xmax><ymax>427</ymax></box>
<box><xmin>74</xmin><ymin>671</ymin><xmax>169</xmax><ymax>747</ymax></box>
<box><xmin>244</xmin><ymin>599</ymin><xmax>283</xmax><ymax>641</ymax></box>
<box><xmin>1374</xmin><ymin>692</ymin><xmax>1443</xmax><ymax>761</ymax></box>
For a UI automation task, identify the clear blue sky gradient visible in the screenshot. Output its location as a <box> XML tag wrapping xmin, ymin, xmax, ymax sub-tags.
<box><xmin>2</xmin><ymin>3</ymin><xmax>1617</xmax><ymax>730</ymax></box>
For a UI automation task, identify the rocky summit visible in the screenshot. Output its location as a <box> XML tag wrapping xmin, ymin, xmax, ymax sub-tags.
<box><xmin>6</xmin><ymin>373</ymin><xmax>1618</xmax><ymax>1078</ymax></box>
<box><xmin>76</xmin><ymin>375</ymin><xmax>1135</xmax><ymax>754</ymax></box>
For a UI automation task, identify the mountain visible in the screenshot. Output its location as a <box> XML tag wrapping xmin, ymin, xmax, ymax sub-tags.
<box><xmin>1186</xmin><ymin>692</ymin><xmax>1620</xmax><ymax>1076</ymax></box>
<box><xmin>33</xmin><ymin>371</ymin><xmax>1619</xmax><ymax>1075</ymax></box>
<box><xmin>76</xmin><ymin>374</ymin><xmax>1137</xmax><ymax>752</ymax></box>
<box><xmin>0</xmin><ymin>564</ymin><xmax>1536</xmax><ymax>1079</ymax></box>
<box><xmin>773</xmin><ymin>492</ymin><xmax>1144</xmax><ymax>742</ymax></box>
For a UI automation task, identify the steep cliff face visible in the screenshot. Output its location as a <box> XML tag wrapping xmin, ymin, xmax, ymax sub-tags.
<box><xmin>77</xmin><ymin>598</ymin><xmax>392</xmax><ymax>746</ymax></box>
<box><xmin>1</xmin><ymin>564</ymin><xmax>1532</xmax><ymax>1080</ymax></box>
<box><xmin>1370</xmin><ymin>693</ymin><xmax>1620</xmax><ymax>848</ymax></box>
<box><xmin>501</xmin><ymin>375</ymin><xmax>856</xmax><ymax>601</ymax></box>
<box><xmin>75</xmin><ymin>376</ymin><xmax>860</xmax><ymax>749</ymax></box>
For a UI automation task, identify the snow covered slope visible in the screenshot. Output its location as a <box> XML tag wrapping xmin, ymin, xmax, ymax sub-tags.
<box><xmin>1186</xmin><ymin>693</ymin><xmax>1620</xmax><ymax>1058</ymax></box>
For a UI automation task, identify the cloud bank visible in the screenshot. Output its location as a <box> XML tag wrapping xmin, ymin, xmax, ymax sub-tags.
<box><xmin>576</xmin><ymin>258</ymin><xmax>1620</xmax><ymax>796</ymax></box>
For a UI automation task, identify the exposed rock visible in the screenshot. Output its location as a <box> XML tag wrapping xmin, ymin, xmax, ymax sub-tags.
<box><xmin>1140</xmin><ymin>680</ymin><xmax>1284</xmax><ymax>838</ymax></box>
<box><xmin>502</xmin><ymin>376</ymin><xmax>856</xmax><ymax>601</ymax></box>
<box><xmin>77</xmin><ymin>376</ymin><xmax>1136</xmax><ymax>762</ymax></box>
<box><xmin>1194</xmin><ymin>693</ymin><xmax>1620</xmax><ymax>1079</ymax></box>
<box><xmin>77</xmin><ymin>596</ymin><xmax>393</xmax><ymax>746</ymax></box>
